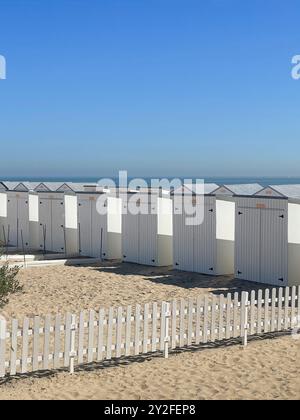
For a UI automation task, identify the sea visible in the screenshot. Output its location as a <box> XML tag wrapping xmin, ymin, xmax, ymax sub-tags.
<box><xmin>1</xmin><ymin>176</ymin><xmax>300</xmax><ymax>187</ymax></box>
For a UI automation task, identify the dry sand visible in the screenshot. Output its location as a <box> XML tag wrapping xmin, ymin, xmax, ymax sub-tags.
<box><xmin>0</xmin><ymin>336</ymin><xmax>299</xmax><ymax>400</ymax></box>
<box><xmin>2</xmin><ymin>262</ymin><xmax>271</xmax><ymax>320</ymax></box>
<box><xmin>0</xmin><ymin>262</ymin><xmax>299</xmax><ymax>400</ymax></box>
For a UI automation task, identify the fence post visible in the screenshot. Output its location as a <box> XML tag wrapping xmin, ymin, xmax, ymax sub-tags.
<box><xmin>242</xmin><ymin>292</ymin><xmax>249</xmax><ymax>347</ymax></box>
<box><xmin>0</xmin><ymin>317</ymin><xmax>7</xmax><ymax>378</ymax></box>
<box><xmin>69</xmin><ymin>314</ymin><xmax>77</xmax><ymax>374</ymax></box>
<box><xmin>164</xmin><ymin>302</ymin><xmax>170</xmax><ymax>359</ymax></box>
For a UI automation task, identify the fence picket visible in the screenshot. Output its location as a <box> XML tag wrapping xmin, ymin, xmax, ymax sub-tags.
<box><xmin>116</xmin><ymin>307</ymin><xmax>123</xmax><ymax>358</ymax></box>
<box><xmin>21</xmin><ymin>317</ymin><xmax>29</xmax><ymax>374</ymax></box>
<box><xmin>107</xmin><ymin>307</ymin><xmax>114</xmax><ymax>360</ymax></box>
<box><xmin>43</xmin><ymin>315</ymin><xmax>51</xmax><ymax>371</ymax></box>
<box><xmin>187</xmin><ymin>298</ymin><xmax>193</xmax><ymax>346</ymax></box>
<box><xmin>257</xmin><ymin>290</ymin><xmax>262</xmax><ymax>334</ymax></box>
<box><xmin>240</xmin><ymin>292</ymin><xmax>246</xmax><ymax>339</ymax></box>
<box><xmin>298</xmin><ymin>286</ymin><xmax>300</xmax><ymax>320</ymax></box>
<box><xmin>277</xmin><ymin>288</ymin><xmax>283</xmax><ymax>331</ymax></box>
<box><xmin>0</xmin><ymin>318</ymin><xmax>6</xmax><ymax>378</ymax></box>
<box><xmin>291</xmin><ymin>286</ymin><xmax>296</xmax><ymax>328</ymax></box>
<box><xmin>10</xmin><ymin>319</ymin><xmax>18</xmax><ymax>376</ymax></box>
<box><xmin>211</xmin><ymin>296</ymin><xmax>216</xmax><ymax>342</ymax></box>
<box><xmin>284</xmin><ymin>287</ymin><xmax>289</xmax><ymax>330</ymax></box>
<box><xmin>33</xmin><ymin>316</ymin><xmax>40</xmax><ymax>372</ymax></box>
<box><xmin>271</xmin><ymin>288</ymin><xmax>276</xmax><ymax>332</ymax></box>
<box><xmin>97</xmin><ymin>309</ymin><xmax>105</xmax><ymax>361</ymax></box>
<box><xmin>250</xmin><ymin>290</ymin><xmax>255</xmax><ymax>335</ymax></box>
<box><xmin>151</xmin><ymin>303</ymin><xmax>157</xmax><ymax>352</ymax></box>
<box><xmin>54</xmin><ymin>314</ymin><xmax>61</xmax><ymax>369</ymax></box>
<box><xmin>88</xmin><ymin>310</ymin><xmax>95</xmax><ymax>363</ymax></box>
<box><xmin>143</xmin><ymin>304</ymin><xmax>149</xmax><ymax>354</ymax></box>
<box><xmin>219</xmin><ymin>294</ymin><xmax>224</xmax><ymax>341</ymax></box>
<box><xmin>171</xmin><ymin>300</ymin><xmax>177</xmax><ymax>349</ymax></box>
<box><xmin>64</xmin><ymin>313</ymin><xmax>72</xmax><ymax>367</ymax></box>
<box><xmin>125</xmin><ymin>306</ymin><xmax>132</xmax><ymax>357</ymax></box>
<box><xmin>203</xmin><ymin>296</ymin><xmax>209</xmax><ymax>343</ymax></box>
<box><xmin>233</xmin><ymin>292</ymin><xmax>239</xmax><ymax>338</ymax></box>
<box><xmin>160</xmin><ymin>302</ymin><xmax>166</xmax><ymax>351</ymax></box>
<box><xmin>134</xmin><ymin>305</ymin><xmax>141</xmax><ymax>355</ymax></box>
<box><xmin>195</xmin><ymin>297</ymin><xmax>201</xmax><ymax>345</ymax></box>
<box><xmin>264</xmin><ymin>289</ymin><xmax>269</xmax><ymax>333</ymax></box>
<box><xmin>179</xmin><ymin>298</ymin><xmax>185</xmax><ymax>347</ymax></box>
<box><xmin>78</xmin><ymin>311</ymin><xmax>85</xmax><ymax>364</ymax></box>
<box><xmin>226</xmin><ymin>294</ymin><xmax>231</xmax><ymax>339</ymax></box>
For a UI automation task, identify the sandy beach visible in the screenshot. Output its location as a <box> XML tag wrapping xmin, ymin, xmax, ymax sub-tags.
<box><xmin>0</xmin><ymin>262</ymin><xmax>299</xmax><ymax>400</ymax></box>
<box><xmin>0</xmin><ymin>335</ymin><xmax>299</xmax><ymax>400</ymax></box>
<box><xmin>2</xmin><ymin>262</ymin><xmax>272</xmax><ymax>320</ymax></box>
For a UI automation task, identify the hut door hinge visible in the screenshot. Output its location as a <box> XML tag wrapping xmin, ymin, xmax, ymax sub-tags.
<box><xmin>237</xmin><ymin>270</ymin><xmax>242</xmax><ymax>275</ymax></box>
<box><xmin>278</xmin><ymin>277</ymin><xmax>284</xmax><ymax>282</ymax></box>
<box><xmin>238</xmin><ymin>211</ymin><xmax>243</xmax><ymax>215</ymax></box>
<box><xmin>279</xmin><ymin>215</ymin><xmax>284</xmax><ymax>219</ymax></box>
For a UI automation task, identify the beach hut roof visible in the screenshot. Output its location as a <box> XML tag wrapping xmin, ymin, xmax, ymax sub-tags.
<box><xmin>0</xmin><ymin>182</ymin><xmax>8</xmax><ymax>191</ymax></box>
<box><xmin>256</xmin><ymin>184</ymin><xmax>300</xmax><ymax>199</ymax></box>
<box><xmin>173</xmin><ymin>183</ymin><xmax>220</xmax><ymax>195</ymax></box>
<box><xmin>34</xmin><ymin>182</ymin><xmax>67</xmax><ymax>192</ymax></box>
<box><xmin>216</xmin><ymin>183</ymin><xmax>263</xmax><ymax>196</ymax></box>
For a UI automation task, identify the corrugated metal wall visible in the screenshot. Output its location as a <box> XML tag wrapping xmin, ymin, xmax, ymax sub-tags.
<box><xmin>235</xmin><ymin>197</ymin><xmax>288</xmax><ymax>286</ymax></box>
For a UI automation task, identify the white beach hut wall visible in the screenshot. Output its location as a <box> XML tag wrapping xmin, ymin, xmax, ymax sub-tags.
<box><xmin>0</xmin><ymin>182</ymin><xmax>38</xmax><ymax>250</ymax></box>
<box><xmin>234</xmin><ymin>184</ymin><xmax>300</xmax><ymax>286</ymax></box>
<box><xmin>172</xmin><ymin>183</ymin><xmax>237</xmax><ymax>275</ymax></box>
<box><xmin>76</xmin><ymin>185</ymin><xmax>122</xmax><ymax>259</ymax></box>
<box><xmin>122</xmin><ymin>190</ymin><xmax>173</xmax><ymax>266</ymax></box>
<box><xmin>36</xmin><ymin>183</ymin><xmax>78</xmax><ymax>256</ymax></box>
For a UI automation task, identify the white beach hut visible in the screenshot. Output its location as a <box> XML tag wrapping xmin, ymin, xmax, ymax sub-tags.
<box><xmin>36</xmin><ymin>183</ymin><xmax>78</xmax><ymax>255</ymax></box>
<box><xmin>172</xmin><ymin>183</ymin><xmax>237</xmax><ymax>275</ymax></box>
<box><xmin>0</xmin><ymin>182</ymin><xmax>39</xmax><ymax>250</ymax></box>
<box><xmin>234</xmin><ymin>184</ymin><xmax>300</xmax><ymax>286</ymax></box>
<box><xmin>122</xmin><ymin>189</ymin><xmax>173</xmax><ymax>266</ymax></box>
<box><xmin>75</xmin><ymin>184</ymin><xmax>122</xmax><ymax>259</ymax></box>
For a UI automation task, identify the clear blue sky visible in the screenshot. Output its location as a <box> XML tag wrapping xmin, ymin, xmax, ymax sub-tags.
<box><xmin>0</xmin><ymin>0</ymin><xmax>299</xmax><ymax>178</ymax></box>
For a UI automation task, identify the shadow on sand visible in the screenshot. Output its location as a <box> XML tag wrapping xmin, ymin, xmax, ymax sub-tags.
<box><xmin>0</xmin><ymin>330</ymin><xmax>289</xmax><ymax>386</ymax></box>
<box><xmin>87</xmin><ymin>261</ymin><xmax>278</xmax><ymax>298</ymax></box>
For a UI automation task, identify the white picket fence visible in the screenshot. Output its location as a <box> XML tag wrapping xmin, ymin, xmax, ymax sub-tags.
<box><xmin>0</xmin><ymin>286</ymin><xmax>299</xmax><ymax>378</ymax></box>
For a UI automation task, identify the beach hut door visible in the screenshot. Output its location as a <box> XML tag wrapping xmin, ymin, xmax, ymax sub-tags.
<box><xmin>260</xmin><ymin>209</ymin><xmax>288</xmax><ymax>285</ymax></box>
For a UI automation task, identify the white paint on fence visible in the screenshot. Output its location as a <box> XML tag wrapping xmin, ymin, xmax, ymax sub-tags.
<box><xmin>0</xmin><ymin>286</ymin><xmax>298</xmax><ymax>378</ymax></box>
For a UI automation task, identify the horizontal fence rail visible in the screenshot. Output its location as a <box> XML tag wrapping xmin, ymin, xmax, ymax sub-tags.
<box><xmin>0</xmin><ymin>286</ymin><xmax>299</xmax><ymax>378</ymax></box>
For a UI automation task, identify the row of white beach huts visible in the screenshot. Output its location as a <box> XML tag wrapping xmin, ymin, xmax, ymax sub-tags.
<box><xmin>1</xmin><ymin>181</ymin><xmax>300</xmax><ymax>287</ymax></box>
